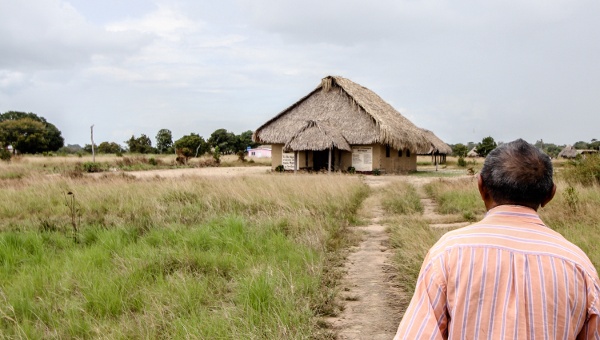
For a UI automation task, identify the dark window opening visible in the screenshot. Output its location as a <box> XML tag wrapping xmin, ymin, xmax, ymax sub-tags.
<box><xmin>398</xmin><ymin>149</ymin><xmax>403</xmax><ymax>157</ymax></box>
<box><xmin>406</xmin><ymin>149</ymin><xmax>411</xmax><ymax>157</ymax></box>
<box><xmin>386</xmin><ymin>145</ymin><xmax>391</xmax><ymax>158</ymax></box>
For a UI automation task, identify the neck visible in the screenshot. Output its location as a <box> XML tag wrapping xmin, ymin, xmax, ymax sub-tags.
<box><xmin>487</xmin><ymin>201</ymin><xmax>539</xmax><ymax>211</ymax></box>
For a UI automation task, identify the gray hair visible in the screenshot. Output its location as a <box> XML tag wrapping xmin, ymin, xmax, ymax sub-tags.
<box><xmin>480</xmin><ymin>139</ymin><xmax>553</xmax><ymax>208</ymax></box>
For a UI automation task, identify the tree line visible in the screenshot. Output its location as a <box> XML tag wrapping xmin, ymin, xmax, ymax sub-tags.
<box><xmin>2</xmin><ymin>111</ymin><xmax>598</xmax><ymax>160</ymax></box>
<box><xmin>450</xmin><ymin>137</ymin><xmax>600</xmax><ymax>159</ymax></box>
<box><xmin>0</xmin><ymin>111</ymin><xmax>260</xmax><ymax>159</ymax></box>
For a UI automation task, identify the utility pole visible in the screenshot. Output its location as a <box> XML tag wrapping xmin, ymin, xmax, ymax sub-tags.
<box><xmin>90</xmin><ymin>125</ymin><xmax>95</xmax><ymax>163</ymax></box>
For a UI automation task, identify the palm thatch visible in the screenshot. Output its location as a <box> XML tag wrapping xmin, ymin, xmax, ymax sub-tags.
<box><xmin>558</xmin><ymin>145</ymin><xmax>598</xmax><ymax>159</ymax></box>
<box><xmin>467</xmin><ymin>147</ymin><xmax>479</xmax><ymax>157</ymax></box>
<box><xmin>558</xmin><ymin>145</ymin><xmax>578</xmax><ymax>158</ymax></box>
<box><xmin>419</xmin><ymin>128</ymin><xmax>452</xmax><ymax>155</ymax></box>
<box><xmin>284</xmin><ymin>120</ymin><xmax>351</xmax><ymax>152</ymax></box>
<box><xmin>253</xmin><ymin>75</ymin><xmax>430</xmax><ymax>152</ymax></box>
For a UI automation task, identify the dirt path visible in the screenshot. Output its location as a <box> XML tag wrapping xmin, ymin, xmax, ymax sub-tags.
<box><xmin>326</xmin><ymin>176</ymin><xmax>403</xmax><ymax>339</ymax></box>
<box><xmin>327</xmin><ymin>175</ymin><xmax>471</xmax><ymax>339</ymax></box>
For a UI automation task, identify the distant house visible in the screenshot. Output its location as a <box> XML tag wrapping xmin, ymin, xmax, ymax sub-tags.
<box><xmin>247</xmin><ymin>146</ymin><xmax>272</xmax><ymax>159</ymax></box>
<box><xmin>558</xmin><ymin>145</ymin><xmax>598</xmax><ymax>159</ymax></box>
<box><xmin>253</xmin><ymin>75</ymin><xmax>434</xmax><ymax>173</ymax></box>
<box><xmin>467</xmin><ymin>147</ymin><xmax>479</xmax><ymax>158</ymax></box>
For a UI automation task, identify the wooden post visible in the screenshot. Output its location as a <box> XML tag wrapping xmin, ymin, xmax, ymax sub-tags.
<box><xmin>328</xmin><ymin>147</ymin><xmax>332</xmax><ymax>174</ymax></box>
<box><xmin>90</xmin><ymin>125</ymin><xmax>95</xmax><ymax>163</ymax></box>
<box><xmin>294</xmin><ymin>151</ymin><xmax>298</xmax><ymax>174</ymax></box>
<box><xmin>305</xmin><ymin>150</ymin><xmax>308</xmax><ymax>168</ymax></box>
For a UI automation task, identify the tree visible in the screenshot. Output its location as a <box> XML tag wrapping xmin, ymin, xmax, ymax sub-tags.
<box><xmin>544</xmin><ymin>143</ymin><xmax>562</xmax><ymax>158</ymax></box>
<box><xmin>475</xmin><ymin>136</ymin><xmax>497</xmax><ymax>157</ymax></box>
<box><xmin>97</xmin><ymin>142</ymin><xmax>124</xmax><ymax>154</ymax></box>
<box><xmin>573</xmin><ymin>141</ymin><xmax>589</xmax><ymax>150</ymax></box>
<box><xmin>235</xmin><ymin>130</ymin><xmax>259</xmax><ymax>153</ymax></box>
<box><xmin>0</xmin><ymin>118</ymin><xmax>47</xmax><ymax>154</ymax></box>
<box><xmin>208</xmin><ymin>128</ymin><xmax>237</xmax><ymax>154</ymax></box>
<box><xmin>0</xmin><ymin>111</ymin><xmax>64</xmax><ymax>153</ymax></box>
<box><xmin>174</xmin><ymin>133</ymin><xmax>209</xmax><ymax>157</ymax></box>
<box><xmin>126</xmin><ymin>134</ymin><xmax>155</xmax><ymax>154</ymax></box>
<box><xmin>83</xmin><ymin>144</ymin><xmax>96</xmax><ymax>153</ymax></box>
<box><xmin>452</xmin><ymin>143</ymin><xmax>468</xmax><ymax>158</ymax></box>
<box><xmin>155</xmin><ymin>129</ymin><xmax>173</xmax><ymax>154</ymax></box>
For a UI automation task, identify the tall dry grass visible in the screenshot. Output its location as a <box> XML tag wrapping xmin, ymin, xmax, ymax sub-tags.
<box><xmin>0</xmin><ymin>172</ymin><xmax>367</xmax><ymax>338</ymax></box>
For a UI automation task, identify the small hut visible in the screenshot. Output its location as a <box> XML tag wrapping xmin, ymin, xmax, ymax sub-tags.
<box><xmin>253</xmin><ymin>76</ymin><xmax>431</xmax><ymax>173</ymax></box>
<box><xmin>418</xmin><ymin>128</ymin><xmax>452</xmax><ymax>169</ymax></box>
<box><xmin>467</xmin><ymin>147</ymin><xmax>479</xmax><ymax>158</ymax></box>
<box><xmin>558</xmin><ymin>145</ymin><xmax>598</xmax><ymax>159</ymax></box>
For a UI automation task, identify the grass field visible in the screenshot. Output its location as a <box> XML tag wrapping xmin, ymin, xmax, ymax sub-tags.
<box><xmin>1</xmin><ymin>154</ymin><xmax>598</xmax><ymax>338</ymax></box>
<box><xmin>0</xmin><ymin>162</ymin><xmax>368</xmax><ymax>338</ymax></box>
<box><xmin>386</xmin><ymin>173</ymin><xmax>600</xmax><ymax>301</ymax></box>
<box><xmin>0</xmin><ymin>154</ymin><xmax>271</xmax><ymax>180</ymax></box>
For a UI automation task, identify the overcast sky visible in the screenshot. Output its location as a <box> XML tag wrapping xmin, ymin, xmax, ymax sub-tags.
<box><xmin>1</xmin><ymin>0</ymin><xmax>599</xmax><ymax>147</ymax></box>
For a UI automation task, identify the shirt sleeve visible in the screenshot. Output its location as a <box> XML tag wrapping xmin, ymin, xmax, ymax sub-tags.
<box><xmin>577</xmin><ymin>313</ymin><xmax>600</xmax><ymax>340</ymax></box>
<box><xmin>394</xmin><ymin>255</ymin><xmax>449</xmax><ymax>340</ymax></box>
<box><xmin>577</xmin><ymin>277</ymin><xmax>600</xmax><ymax>340</ymax></box>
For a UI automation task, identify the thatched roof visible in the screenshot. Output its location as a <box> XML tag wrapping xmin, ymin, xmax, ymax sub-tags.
<box><xmin>558</xmin><ymin>145</ymin><xmax>578</xmax><ymax>158</ymax></box>
<box><xmin>419</xmin><ymin>129</ymin><xmax>452</xmax><ymax>155</ymax></box>
<box><xmin>284</xmin><ymin>120</ymin><xmax>351</xmax><ymax>152</ymax></box>
<box><xmin>558</xmin><ymin>145</ymin><xmax>599</xmax><ymax>158</ymax></box>
<box><xmin>253</xmin><ymin>75</ymin><xmax>430</xmax><ymax>152</ymax></box>
<box><xmin>467</xmin><ymin>147</ymin><xmax>478</xmax><ymax>157</ymax></box>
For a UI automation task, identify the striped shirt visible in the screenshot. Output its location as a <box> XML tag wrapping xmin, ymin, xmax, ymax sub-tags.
<box><xmin>394</xmin><ymin>205</ymin><xmax>600</xmax><ymax>339</ymax></box>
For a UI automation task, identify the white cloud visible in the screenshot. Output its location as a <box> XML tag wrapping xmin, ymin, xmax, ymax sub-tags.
<box><xmin>0</xmin><ymin>0</ymin><xmax>151</xmax><ymax>70</ymax></box>
<box><xmin>1</xmin><ymin>0</ymin><xmax>599</xmax><ymax>146</ymax></box>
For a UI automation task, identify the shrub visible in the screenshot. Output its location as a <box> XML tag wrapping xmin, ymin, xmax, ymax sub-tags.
<box><xmin>561</xmin><ymin>155</ymin><xmax>600</xmax><ymax>185</ymax></box>
<box><xmin>237</xmin><ymin>151</ymin><xmax>247</xmax><ymax>162</ymax></box>
<box><xmin>198</xmin><ymin>158</ymin><xmax>219</xmax><ymax>167</ymax></box>
<box><xmin>213</xmin><ymin>146</ymin><xmax>221</xmax><ymax>164</ymax></box>
<box><xmin>0</xmin><ymin>148</ymin><xmax>11</xmax><ymax>162</ymax></box>
<box><xmin>372</xmin><ymin>168</ymin><xmax>381</xmax><ymax>176</ymax></box>
<box><xmin>82</xmin><ymin>162</ymin><xmax>102</xmax><ymax>173</ymax></box>
<box><xmin>457</xmin><ymin>156</ymin><xmax>467</xmax><ymax>167</ymax></box>
<box><xmin>275</xmin><ymin>165</ymin><xmax>285</xmax><ymax>172</ymax></box>
<box><xmin>148</xmin><ymin>157</ymin><xmax>158</xmax><ymax>166</ymax></box>
<box><xmin>563</xmin><ymin>186</ymin><xmax>580</xmax><ymax>213</ymax></box>
<box><xmin>347</xmin><ymin>166</ymin><xmax>356</xmax><ymax>174</ymax></box>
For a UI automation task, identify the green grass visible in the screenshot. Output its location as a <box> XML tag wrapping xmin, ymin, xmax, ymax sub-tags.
<box><xmin>381</xmin><ymin>181</ymin><xmax>423</xmax><ymax>214</ymax></box>
<box><xmin>424</xmin><ymin>178</ymin><xmax>485</xmax><ymax>220</ymax></box>
<box><xmin>387</xmin><ymin>216</ymin><xmax>449</xmax><ymax>294</ymax></box>
<box><xmin>559</xmin><ymin>154</ymin><xmax>600</xmax><ymax>186</ymax></box>
<box><xmin>0</xmin><ymin>174</ymin><xmax>368</xmax><ymax>338</ymax></box>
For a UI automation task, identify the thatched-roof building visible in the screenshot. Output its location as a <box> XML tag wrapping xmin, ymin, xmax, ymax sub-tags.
<box><xmin>558</xmin><ymin>145</ymin><xmax>598</xmax><ymax>159</ymax></box>
<box><xmin>253</xmin><ymin>75</ymin><xmax>433</xmax><ymax>173</ymax></box>
<box><xmin>419</xmin><ymin>128</ymin><xmax>452</xmax><ymax>166</ymax></box>
<box><xmin>467</xmin><ymin>147</ymin><xmax>479</xmax><ymax>158</ymax></box>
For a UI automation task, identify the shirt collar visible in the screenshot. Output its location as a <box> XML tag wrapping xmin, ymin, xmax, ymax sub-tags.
<box><xmin>484</xmin><ymin>205</ymin><xmax>545</xmax><ymax>226</ymax></box>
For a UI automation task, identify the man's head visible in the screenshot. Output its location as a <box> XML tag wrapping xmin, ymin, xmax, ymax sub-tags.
<box><xmin>478</xmin><ymin>138</ymin><xmax>556</xmax><ymax>210</ymax></box>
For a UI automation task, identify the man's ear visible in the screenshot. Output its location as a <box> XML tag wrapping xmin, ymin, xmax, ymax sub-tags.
<box><xmin>541</xmin><ymin>183</ymin><xmax>556</xmax><ymax>208</ymax></box>
<box><xmin>477</xmin><ymin>174</ymin><xmax>493</xmax><ymax>210</ymax></box>
<box><xmin>477</xmin><ymin>174</ymin><xmax>486</xmax><ymax>200</ymax></box>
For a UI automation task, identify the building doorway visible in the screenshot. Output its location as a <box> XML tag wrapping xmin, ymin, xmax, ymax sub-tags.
<box><xmin>313</xmin><ymin>150</ymin><xmax>334</xmax><ymax>171</ymax></box>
